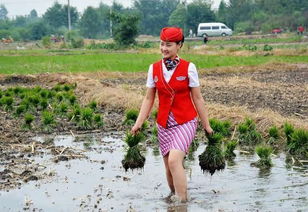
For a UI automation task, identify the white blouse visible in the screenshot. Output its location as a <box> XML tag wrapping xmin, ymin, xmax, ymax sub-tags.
<box><xmin>146</xmin><ymin>60</ymin><xmax>200</xmax><ymax>88</ymax></box>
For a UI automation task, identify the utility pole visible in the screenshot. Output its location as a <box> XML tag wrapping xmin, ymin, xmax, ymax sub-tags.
<box><xmin>67</xmin><ymin>0</ymin><xmax>71</xmax><ymax>31</ymax></box>
<box><xmin>110</xmin><ymin>7</ymin><xmax>112</xmax><ymax>37</ymax></box>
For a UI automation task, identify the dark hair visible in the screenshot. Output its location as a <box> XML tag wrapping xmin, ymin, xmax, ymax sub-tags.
<box><xmin>176</xmin><ymin>36</ymin><xmax>185</xmax><ymax>47</ymax></box>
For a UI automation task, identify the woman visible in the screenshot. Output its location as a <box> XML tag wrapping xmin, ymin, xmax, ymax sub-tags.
<box><xmin>131</xmin><ymin>27</ymin><xmax>213</xmax><ymax>202</ymax></box>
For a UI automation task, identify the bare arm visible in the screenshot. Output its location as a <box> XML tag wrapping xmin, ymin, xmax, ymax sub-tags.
<box><xmin>191</xmin><ymin>87</ymin><xmax>213</xmax><ymax>134</ymax></box>
<box><xmin>131</xmin><ymin>87</ymin><xmax>156</xmax><ymax>134</ymax></box>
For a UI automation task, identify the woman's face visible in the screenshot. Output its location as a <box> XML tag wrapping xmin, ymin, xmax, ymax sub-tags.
<box><xmin>160</xmin><ymin>41</ymin><xmax>181</xmax><ymax>59</ymax></box>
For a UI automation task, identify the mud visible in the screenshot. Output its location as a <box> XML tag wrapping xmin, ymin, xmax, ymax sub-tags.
<box><xmin>1</xmin><ymin>134</ymin><xmax>307</xmax><ymax>211</ymax></box>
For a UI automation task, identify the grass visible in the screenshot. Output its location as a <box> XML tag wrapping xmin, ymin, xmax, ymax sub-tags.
<box><xmin>1</xmin><ymin>51</ymin><xmax>308</xmax><ymax>74</ymax></box>
<box><xmin>206</xmin><ymin>36</ymin><xmax>302</xmax><ymax>46</ymax></box>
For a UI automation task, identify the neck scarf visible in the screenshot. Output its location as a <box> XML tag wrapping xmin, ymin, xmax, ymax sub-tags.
<box><xmin>164</xmin><ymin>56</ymin><xmax>180</xmax><ymax>71</ymax></box>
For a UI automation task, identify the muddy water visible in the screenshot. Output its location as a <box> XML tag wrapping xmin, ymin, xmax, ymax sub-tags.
<box><xmin>0</xmin><ymin>133</ymin><xmax>307</xmax><ymax>211</ymax></box>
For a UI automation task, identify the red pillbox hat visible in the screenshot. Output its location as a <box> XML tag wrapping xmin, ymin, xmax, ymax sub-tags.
<box><xmin>160</xmin><ymin>27</ymin><xmax>183</xmax><ymax>42</ymax></box>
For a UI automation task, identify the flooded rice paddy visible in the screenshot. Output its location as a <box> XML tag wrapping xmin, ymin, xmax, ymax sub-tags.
<box><xmin>0</xmin><ymin>132</ymin><xmax>307</xmax><ymax>211</ymax></box>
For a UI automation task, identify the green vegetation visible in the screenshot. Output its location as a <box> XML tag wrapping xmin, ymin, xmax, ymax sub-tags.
<box><xmin>199</xmin><ymin>133</ymin><xmax>226</xmax><ymax>175</ymax></box>
<box><xmin>224</xmin><ymin>140</ymin><xmax>238</xmax><ymax>160</ymax></box>
<box><xmin>287</xmin><ymin>128</ymin><xmax>308</xmax><ymax>159</ymax></box>
<box><xmin>0</xmin><ymin>84</ymin><xmax>104</xmax><ymax>133</ymax></box>
<box><xmin>252</xmin><ymin>145</ymin><xmax>273</xmax><ymax>169</ymax></box>
<box><xmin>237</xmin><ymin>118</ymin><xmax>262</xmax><ymax>147</ymax></box>
<box><xmin>209</xmin><ymin>118</ymin><xmax>232</xmax><ymax>137</ymax></box>
<box><xmin>122</xmin><ymin>132</ymin><xmax>146</xmax><ymax>171</ymax></box>
<box><xmin>1</xmin><ymin>52</ymin><xmax>308</xmax><ymax>74</ymax></box>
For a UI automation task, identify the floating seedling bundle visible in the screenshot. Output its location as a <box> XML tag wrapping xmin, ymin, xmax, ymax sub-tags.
<box><xmin>199</xmin><ymin>133</ymin><xmax>226</xmax><ymax>175</ymax></box>
<box><xmin>122</xmin><ymin>132</ymin><xmax>146</xmax><ymax>171</ymax></box>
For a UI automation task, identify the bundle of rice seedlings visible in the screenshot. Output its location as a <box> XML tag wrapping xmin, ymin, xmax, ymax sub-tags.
<box><xmin>287</xmin><ymin>128</ymin><xmax>308</xmax><ymax>159</ymax></box>
<box><xmin>42</xmin><ymin>110</ymin><xmax>56</xmax><ymax>131</ymax></box>
<box><xmin>199</xmin><ymin>133</ymin><xmax>225</xmax><ymax>175</ymax></box>
<box><xmin>122</xmin><ymin>132</ymin><xmax>145</xmax><ymax>171</ymax></box>
<box><xmin>237</xmin><ymin>118</ymin><xmax>262</xmax><ymax>147</ymax></box>
<box><xmin>267</xmin><ymin>125</ymin><xmax>280</xmax><ymax>146</ymax></box>
<box><xmin>224</xmin><ymin>140</ymin><xmax>237</xmax><ymax>160</ymax></box>
<box><xmin>209</xmin><ymin>118</ymin><xmax>232</xmax><ymax>137</ymax></box>
<box><xmin>251</xmin><ymin>145</ymin><xmax>273</xmax><ymax>168</ymax></box>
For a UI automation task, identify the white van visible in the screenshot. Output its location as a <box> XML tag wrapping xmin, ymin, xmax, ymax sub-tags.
<box><xmin>197</xmin><ymin>22</ymin><xmax>232</xmax><ymax>37</ymax></box>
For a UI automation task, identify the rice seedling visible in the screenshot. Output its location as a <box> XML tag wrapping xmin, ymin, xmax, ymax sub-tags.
<box><xmin>1</xmin><ymin>96</ymin><xmax>14</xmax><ymax>111</ymax></box>
<box><xmin>251</xmin><ymin>145</ymin><xmax>273</xmax><ymax>169</ymax></box>
<box><xmin>41</xmin><ymin>111</ymin><xmax>56</xmax><ymax>131</ymax></box>
<box><xmin>78</xmin><ymin>107</ymin><xmax>94</xmax><ymax>129</ymax></box>
<box><xmin>224</xmin><ymin>140</ymin><xmax>238</xmax><ymax>160</ymax></box>
<box><xmin>209</xmin><ymin>118</ymin><xmax>232</xmax><ymax>137</ymax></box>
<box><xmin>122</xmin><ymin>132</ymin><xmax>146</xmax><ymax>171</ymax></box>
<box><xmin>88</xmin><ymin>100</ymin><xmax>97</xmax><ymax>110</ymax></box>
<box><xmin>13</xmin><ymin>86</ymin><xmax>23</xmax><ymax>95</ymax></box>
<box><xmin>188</xmin><ymin>139</ymin><xmax>200</xmax><ymax>161</ymax></box>
<box><xmin>94</xmin><ymin>114</ymin><xmax>104</xmax><ymax>127</ymax></box>
<box><xmin>123</xmin><ymin>109</ymin><xmax>139</xmax><ymax>125</ymax></box>
<box><xmin>24</xmin><ymin>113</ymin><xmax>34</xmax><ymax>129</ymax></box>
<box><xmin>237</xmin><ymin>118</ymin><xmax>262</xmax><ymax>147</ymax></box>
<box><xmin>40</xmin><ymin>99</ymin><xmax>48</xmax><ymax>110</ymax></box>
<box><xmin>33</xmin><ymin>86</ymin><xmax>42</xmax><ymax>93</ymax></box>
<box><xmin>267</xmin><ymin>125</ymin><xmax>280</xmax><ymax>146</ymax></box>
<box><xmin>28</xmin><ymin>95</ymin><xmax>40</xmax><ymax>107</ymax></box>
<box><xmin>40</xmin><ymin>90</ymin><xmax>48</xmax><ymax>98</ymax></box>
<box><xmin>151</xmin><ymin>110</ymin><xmax>158</xmax><ymax>120</ymax></box>
<box><xmin>284</xmin><ymin>122</ymin><xmax>295</xmax><ymax>143</ymax></box>
<box><xmin>68</xmin><ymin>95</ymin><xmax>77</xmax><ymax>105</ymax></box>
<box><xmin>199</xmin><ymin>133</ymin><xmax>226</xmax><ymax>175</ymax></box>
<box><xmin>15</xmin><ymin>105</ymin><xmax>27</xmax><ymax>117</ymax></box>
<box><xmin>287</xmin><ymin>128</ymin><xmax>308</xmax><ymax>159</ymax></box>
<box><xmin>56</xmin><ymin>93</ymin><xmax>64</xmax><ymax>102</ymax></box>
<box><xmin>63</xmin><ymin>84</ymin><xmax>71</xmax><ymax>92</ymax></box>
<box><xmin>149</xmin><ymin>126</ymin><xmax>158</xmax><ymax>144</ymax></box>
<box><xmin>53</xmin><ymin>84</ymin><xmax>62</xmax><ymax>92</ymax></box>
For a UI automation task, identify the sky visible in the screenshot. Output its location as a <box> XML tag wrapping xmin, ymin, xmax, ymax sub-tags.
<box><xmin>0</xmin><ymin>0</ymin><xmax>224</xmax><ymax>18</ymax></box>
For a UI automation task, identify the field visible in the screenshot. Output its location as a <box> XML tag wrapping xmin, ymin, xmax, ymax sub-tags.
<box><xmin>0</xmin><ymin>35</ymin><xmax>307</xmax><ymax>211</ymax></box>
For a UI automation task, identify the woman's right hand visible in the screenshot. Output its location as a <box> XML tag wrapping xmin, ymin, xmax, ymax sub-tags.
<box><xmin>131</xmin><ymin>124</ymin><xmax>141</xmax><ymax>135</ymax></box>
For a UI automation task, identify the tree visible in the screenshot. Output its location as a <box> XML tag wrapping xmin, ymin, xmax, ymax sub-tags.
<box><xmin>168</xmin><ymin>3</ymin><xmax>186</xmax><ymax>30</ymax></box>
<box><xmin>217</xmin><ymin>0</ymin><xmax>227</xmax><ymax>23</ymax></box>
<box><xmin>97</xmin><ymin>3</ymin><xmax>112</xmax><ymax>37</ymax></box>
<box><xmin>186</xmin><ymin>0</ymin><xmax>215</xmax><ymax>33</ymax></box>
<box><xmin>29</xmin><ymin>21</ymin><xmax>50</xmax><ymax>40</ymax></box>
<box><xmin>79</xmin><ymin>6</ymin><xmax>101</xmax><ymax>38</ymax></box>
<box><xmin>133</xmin><ymin>0</ymin><xmax>179</xmax><ymax>35</ymax></box>
<box><xmin>30</xmin><ymin>9</ymin><xmax>38</xmax><ymax>19</ymax></box>
<box><xmin>43</xmin><ymin>2</ymin><xmax>78</xmax><ymax>29</ymax></box>
<box><xmin>0</xmin><ymin>4</ymin><xmax>8</xmax><ymax>20</ymax></box>
<box><xmin>111</xmin><ymin>12</ymin><xmax>140</xmax><ymax>45</ymax></box>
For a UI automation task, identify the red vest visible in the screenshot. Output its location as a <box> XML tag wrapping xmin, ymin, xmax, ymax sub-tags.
<box><xmin>153</xmin><ymin>58</ymin><xmax>197</xmax><ymax>128</ymax></box>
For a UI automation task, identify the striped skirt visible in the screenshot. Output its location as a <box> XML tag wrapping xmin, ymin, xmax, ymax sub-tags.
<box><xmin>157</xmin><ymin>112</ymin><xmax>198</xmax><ymax>157</ymax></box>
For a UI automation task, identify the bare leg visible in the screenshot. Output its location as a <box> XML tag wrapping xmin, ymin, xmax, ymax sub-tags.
<box><xmin>163</xmin><ymin>153</ymin><xmax>175</xmax><ymax>193</ymax></box>
<box><xmin>168</xmin><ymin>149</ymin><xmax>187</xmax><ymax>202</ymax></box>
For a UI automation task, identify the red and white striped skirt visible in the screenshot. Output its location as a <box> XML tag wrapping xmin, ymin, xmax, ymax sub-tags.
<box><xmin>157</xmin><ymin>112</ymin><xmax>198</xmax><ymax>156</ymax></box>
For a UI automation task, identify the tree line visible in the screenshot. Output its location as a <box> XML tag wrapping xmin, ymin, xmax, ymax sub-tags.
<box><xmin>0</xmin><ymin>0</ymin><xmax>307</xmax><ymax>41</ymax></box>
